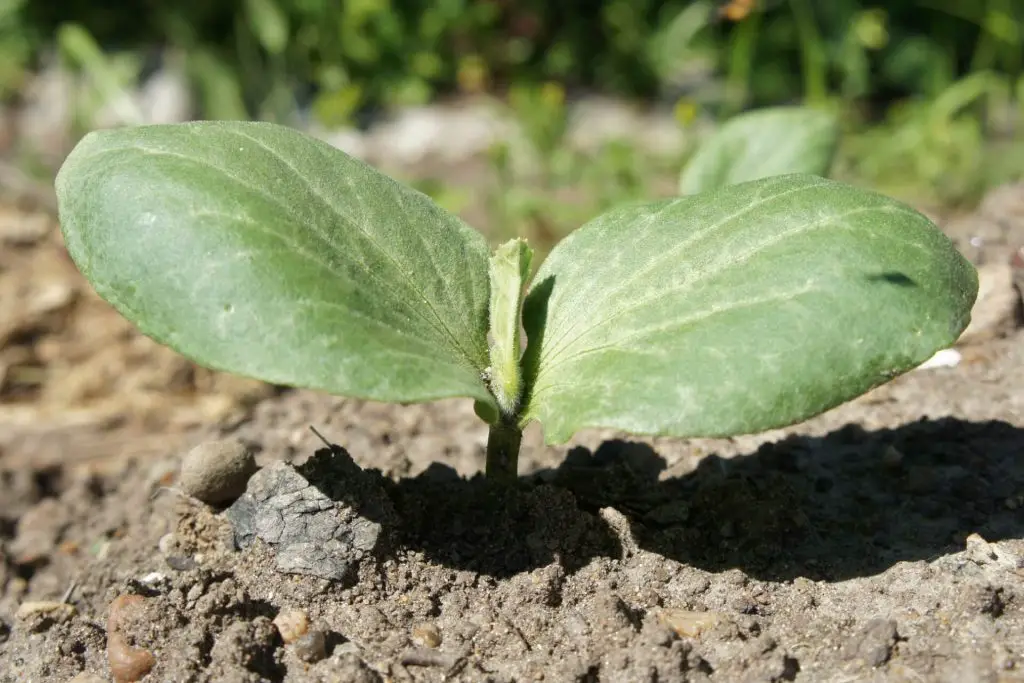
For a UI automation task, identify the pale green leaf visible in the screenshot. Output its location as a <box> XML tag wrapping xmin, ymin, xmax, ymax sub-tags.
<box><xmin>245</xmin><ymin>0</ymin><xmax>289</xmax><ymax>55</ymax></box>
<box><xmin>487</xmin><ymin>238</ymin><xmax>533</xmax><ymax>418</ymax></box>
<box><xmin>522</xmin><ymin>174</ymin><xmax>977</xmax><ymax>444</ymax></box>
<box><xmin>679</xmin><ymin>106</ymin><xmax>839</xmax><ymax>194</ymax></box>
<box><xmin>56</xmin><ymin>121</ymin><xmax>494</xmax><ymax>405</ymax></box>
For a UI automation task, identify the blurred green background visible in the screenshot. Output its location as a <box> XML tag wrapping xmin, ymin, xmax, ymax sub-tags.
<box><xmin>2</xmin><ymin>0</ymin><xmax>1022</xmax><ymax>241</ymax></box>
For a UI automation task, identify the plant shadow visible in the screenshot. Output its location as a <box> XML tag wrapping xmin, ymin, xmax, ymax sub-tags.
<box><xmin>284</xmin><ymin>443</ymin><xmax>619</xmax><ymax>581</ymax></box>
<box><xmin>537</xmin><ymin>416</ymin><xmax>1024</xmax><ymax>582</ymax></box>
<box><xmin>297</xmin><ymin>416</ymin><xmax>1023</xmax><ymax>583</ymax></box>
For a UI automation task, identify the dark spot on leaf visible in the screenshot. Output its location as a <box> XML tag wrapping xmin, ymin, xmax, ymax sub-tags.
<box><xmin>865</xmin><ymin>272</ymin><xmax>916</xmax><ymax>287</ymax></box>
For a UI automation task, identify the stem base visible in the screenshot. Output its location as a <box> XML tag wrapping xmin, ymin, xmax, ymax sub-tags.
<box><xmin>485</xmin><ymin>422</ymin><xmax>523</xmax><ymax>483</ymax></box>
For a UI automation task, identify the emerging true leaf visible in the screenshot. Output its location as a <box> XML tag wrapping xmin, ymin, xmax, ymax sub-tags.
<box><xmin>55</xmin><ymin>121</ymin><xmax>495</xmax><ymax>406</ymax></box>
<box><xmin>487</xmin><ymin>239</ymin><xmax>533</xmax><ymax>419</ymax></box>
<box><xmin>522</xmin><ymin>174</ymin><xmax>978</xmax><ymax>444</ymax></box>
<box><xmin>679</xmin><ymin>106</ymin><xmax>839</xmax><ymax>194</ymax></box>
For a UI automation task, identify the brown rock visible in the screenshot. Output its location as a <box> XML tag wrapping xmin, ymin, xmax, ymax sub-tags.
<box><xmin>411</xmin><ymin>622</ymin><xmax>442</xmax><ymax>648</ymax></box>
<box><xmin>107</xmin><ymin>595</ymin><xmax>156</xmax><ymax>683</ymax></box>
<box><xmin>178</xmin><ymin>439</ymin><xmax>257</xmax><ymax>504</ymax></box>
<box><xmin>657</xmin><ymin>608</ymin><xmax>725</xmax><ymax>638</ymax></box>
<box><xmin>273</xmin><ymin>608</ymin><xmax>309</xmax><ymax>644</ymax></box>
<box><xmin>107</xmin><ymin>631</ymin><xmax>156</xmax><ymax>683</ymax></box>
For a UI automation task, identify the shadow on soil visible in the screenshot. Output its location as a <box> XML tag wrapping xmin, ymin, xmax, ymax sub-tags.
<box><xmin>302</xmin><ymin>417</ymin><xmax>1023</xmax><ymax>583</ymax></box>
<box><xmin>543</xmin><ymin>417</ymin><xmax>1024</xmax><ymax>582</ymax></box>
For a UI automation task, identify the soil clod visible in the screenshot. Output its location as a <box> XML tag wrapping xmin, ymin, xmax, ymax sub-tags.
<box><xmin>841</xmin><ymin>619</ymin><xmax>899</xmax><ymax>668</ymax></box>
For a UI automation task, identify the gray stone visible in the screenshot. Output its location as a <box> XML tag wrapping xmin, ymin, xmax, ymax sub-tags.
<box><xmin>226</xmin><ymin>449</ymin><xmax>395</xmax><ymax>581</ymax></box>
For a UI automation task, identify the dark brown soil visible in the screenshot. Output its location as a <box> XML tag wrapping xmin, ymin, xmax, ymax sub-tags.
<box><xmin>2</xmin><ymin>181</ymin><xmax>1024</xmax><ymax>682</ymax></box>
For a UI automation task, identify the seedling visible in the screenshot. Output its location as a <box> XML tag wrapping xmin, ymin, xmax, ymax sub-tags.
<box><xmin>55</xmin><ymin>121</ymin><xmax>977</xmax><ymax>482</ymax></box>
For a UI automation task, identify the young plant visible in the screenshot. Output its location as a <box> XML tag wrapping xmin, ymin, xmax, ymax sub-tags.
<box><xmin>680</xmin><ymin>106</ymin><xmax>839</xmax><ymax>194</ymax></box>
<box><xmin>55</xmin><ymin>121</ymin><xmax>977</xmax><ymax>482</ymax></box>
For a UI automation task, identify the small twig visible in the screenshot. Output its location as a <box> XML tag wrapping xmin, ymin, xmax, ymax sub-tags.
<box><xmin>61</xmin><ymin>579</ymin><xmax>78</xmax><ymax>604</ymax></box>
<box><xmin>308</xmin><ymin>425</ymin><xmax>333</xmax><ymax>449</ymax></box>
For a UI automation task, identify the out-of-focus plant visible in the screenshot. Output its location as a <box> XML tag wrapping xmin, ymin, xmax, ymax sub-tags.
<box><xmin>679</xmin><ymin>105</ymin><xmax>840</xmax><ymax>194</ymax></box>
<box><xmin>0</xmin><ymin>0</ymin><xmax>35</xmax><ymax>98</ymax></box>
<box><xmin>56</xmin><ymin>23</ymin><xmax>143</xmax><ymax>130</ymax></box>
<box><xmin>8</xmin><ymin>0</ymin><xmax>1023</xmax><ymax>125</ymax></box>
<box><xmin>836</xmin><ymin>71</ymin><xmax>1020</xmax><ymax>206</ymax></box>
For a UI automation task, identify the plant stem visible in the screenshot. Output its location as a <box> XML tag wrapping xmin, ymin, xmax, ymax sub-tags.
<box><xmin>724</xmin><ymin>9</ymin><xmax>762</xmax><ymax>116</ymax></box>
<box><xmin>485</xmin><ymin>420</ymin><xmax>523</xmax><ymax>483</ymax></box>
<box><xmin>788</xmin><ymin>0</ymin><xmax>828</xmax><ymax>105</ymax></box>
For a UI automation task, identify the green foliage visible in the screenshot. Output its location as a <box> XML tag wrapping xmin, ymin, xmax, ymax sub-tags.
<box><xmin>679</xmin><ymin>106</ymin><xmax>839</xmax><ymax>194</ymax></box>
<box><xmin>835</xmin><ymin>71</ymin><xmax>1021</xmax><ymax>206</ymax></box>
<box><xmin>0</xmin><ymin>0</ymin><xmax>36</xmax><ymax>97</ymax></box>
<box><xmin>56</xmin><ymin>23</ymin><xmax>144</xmax><ymax>129</ymax></box>
<box><xmin>56</xmin><ymin>121</ymin><xmax>977</xmax><ymax>477</ymax></box>
<box><xmin>11</xmin><ymin>1</ymin><xmax>1024</xmax><ymax>124</ymax></box>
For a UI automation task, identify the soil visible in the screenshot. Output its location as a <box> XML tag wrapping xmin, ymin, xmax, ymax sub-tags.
<box><xmin>1</xmin><ymin>175</ymin><xmax>1024</xmax><ymax>682</ymax></box>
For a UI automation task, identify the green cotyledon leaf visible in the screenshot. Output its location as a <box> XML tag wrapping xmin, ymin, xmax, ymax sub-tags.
<box><xmin>522</xmin><ymin>174</ymin><xmax>977</xmax><ymax>444</ymax></box>
<box><xmin>56</xmin><ymin>121</ymin><xmax>495</xmax><ymax>406</ymax></box>
<box><xmin>679</xmin><ymin>106</ymin><xmax>840</xmax><ymax>194</ymax></box>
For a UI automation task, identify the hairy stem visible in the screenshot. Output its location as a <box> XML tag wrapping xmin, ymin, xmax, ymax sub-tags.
<box><xmin>485</xmin><ymin>420</ymin><xmax>523</xmax><ymax>483</ymax></box>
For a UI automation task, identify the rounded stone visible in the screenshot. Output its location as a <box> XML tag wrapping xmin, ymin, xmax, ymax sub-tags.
<box><xmin>273</xmin><ymin>608</ymin><xmax>310</xmax><ymax>644</ymax></box>
<box><xmin>178</xmin><ymin>439</ymin><xmax>257</xmax><ymax>504</ymax></box>
<box><xmin>293</xmin><ymin>630</ymin><xmax>327</xmax><ymax>663</ymax></box>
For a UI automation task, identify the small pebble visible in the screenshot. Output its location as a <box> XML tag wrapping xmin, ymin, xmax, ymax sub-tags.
<box><xmin>166</xmin><ymin>555</ymin><xmax>197</xmax><ymax>571</ymax></box>
<box><xmin>108</xmin><ymin>632</ymin><xmax>156</xmax><ymax>683</ymax></box>
<box><xmin>411</xmin><ymin>622</ymin><xmax>442</xmax><ymax>648</ymax></box>
<box><xmin>107</xmin><ymin>595</ymin><xmax>156</xmax><ymax>683</ymax></box>
<box><xmin>139</xmin><ymin>572</ymin><xmax>167</xmax><ymax>589</ymax></box>
<box><xmin>15</xmin><ymin>600</ymin><xmax>75</xmax><ymax>622</ymax></box>
<box><xmin>157</xmin><ymin>533</ymin><xmax>176</xmax><ymax>555</ymax></box>
<box><xmin>657</xmin><ymin>608</ymin><xmax>724</xmax><ymax>638</ymax></box>
<box><xmin>178</xmin><ymin>439</ymin><xmax>258</xmax><ymax>504</ymax></box>
<box><xmin>293</xmin><ymin>629</ymin><xmax>327</xmax><ymax>663</ymax></box>
<box><xmin>916</xmin><ymin>348</ymin><xmax>962</xmax><ymax>370</ymax></box>
<box><xmin>274</xmin><ymin>608</ymin><xmax>310</xmax><ymax>644</ymax></box>
<box><xmin>108</xmin><ymin>595</ymin><xmax>147</xmax><ymax>632</ymax></box>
